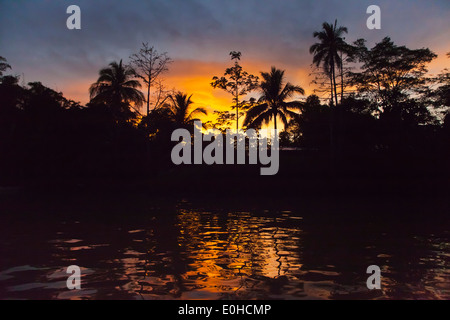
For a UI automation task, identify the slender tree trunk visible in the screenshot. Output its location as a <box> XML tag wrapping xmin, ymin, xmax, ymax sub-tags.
<box><xmin>235</xmin><ymin>89</ymin><xmax>239</xmax><ymax>131</ymax></box>
<box><xmin>340</xmin><ymin>52</ymin><xmax>344</xmax><ymax>102</ymax></box>
<box><xmin>338</xmin><ymin>51</ymin><xmax>344</xmax><ymax>160</ymax></box>
<box><xmin>332</xmin><ymin>63</ymin><xmax>339</xmax><ymax>163</ymax></box>
<box><xmin>146</xmin><ymin>71</ymin><xmax>152</xmax><ymax>116</ymax></box>
<box><xmin>146</xmin><ymin>84</ymin><xmax>150</xmax><ymax>116</ymax></box>
<box><xmin>339</xmin><ymin>60</ymin><xmax>344</xmax><ymax>164</ymax></box>
<box><xmin>329</xmin><ymin>69</ymin><xmax>335</xmax><ymax>171</ymax></box>
<box><xmin>330</xmin><ymin>73</ymin><xmax>334</xmax><ymax>107</ymax></box>
<box><xmin>332</xmin><ymin>62</ymin><xmax>338</xmax><ymax>106</ymax></box>
<box><xmin>274</xmin><ymin>111</ymin><xmax>277</xmax><ymax>131</ymax></box>
<box><xmin>236</xmin><ymin>100</ymin><xmax>239</xmax><ymax>131</ymax></box>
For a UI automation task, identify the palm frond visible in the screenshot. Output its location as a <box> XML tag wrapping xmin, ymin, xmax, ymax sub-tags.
<box><xmin>186</xmin><ymin>107</ymin><xmax>207</xmax><ymax>122</ymax></box>
<box><xmin>247</xmin><ymin>108</ymin><xmax>273</xmax><ymax>129</ymax></box>
<box><xmin>89</xmin><ymin>60</ymin><xmax>145</xmax><ymax>111</ymax></box>
<box><xmin>243</xmin><ymin>103</ymin><xmax>269</xmax><ymax>126</ymax></box>
<box><xmin>283</xmin><ymin>101</ymin><xmax>304</xmax><ymax>111</ymax></box>
<box><xmin>278</xmin><ymin>110</ymin><xmax>289</xmax><ymax>128</ymax></box>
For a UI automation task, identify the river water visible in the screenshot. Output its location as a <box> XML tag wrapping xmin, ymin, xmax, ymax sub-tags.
<box><xmin>0</xmin><ymin>194</ymin><xmax>448</xmax><ymax>300</ymax></box>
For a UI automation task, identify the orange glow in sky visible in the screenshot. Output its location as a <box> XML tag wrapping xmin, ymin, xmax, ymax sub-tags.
<box><xmin>65</xmin><ymin>58</ymin><xmax>315</xmax><ymax>127</ymax></box>
<box><xmin>62</xmin><ymin>49</ymin><xmax>449</xmax><ymax>129</ymax></box>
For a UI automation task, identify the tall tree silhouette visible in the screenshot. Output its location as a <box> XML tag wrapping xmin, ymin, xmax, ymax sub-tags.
<box><xmin>89</xmin><ymin>60</ymin><xmax>144</xmax><ymax>119</ymax></box>
<box><xmin>310</xmin><ymin>20</ymin><xmax>348</xmax><ymax>106</ymax></box>
<box><xmin>211</xmin><ymin>51</ymin><xmax>259</xmax><ymax>130</ymax></box>
<box><xmin>164</xmin><ymin>92</ymin><xmax>207</xmax><ymax>127</ymax></box>
<box><xmin>130</xmin><ymin>43</ymin><xmax>172</xmax><ymax>116</ymax></box>
<box><xmin>349</xmin><ymin>37</ymin><xmax>437</xmax><ymax>121</ymax></box>
<box><xmin>244</xmin><ymin>67</ymin><xmax>304</xmax><ymax>131</ymax></box>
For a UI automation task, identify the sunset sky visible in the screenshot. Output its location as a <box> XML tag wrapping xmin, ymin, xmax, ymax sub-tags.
<box><xmin>1</xmin><ymin>0</ymin><xmax>449</xmax><ymax>119</ymax></box>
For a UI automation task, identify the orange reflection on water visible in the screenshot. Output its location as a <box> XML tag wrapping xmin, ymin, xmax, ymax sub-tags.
<box><xmin>174</xmin><ymin>210</ymin><xmax>303</xmax><ymax>298</ymax></box>
<box><xmin>2</xmin><ymin>205</ymin><xmax>448</xmax><ymax>300</ymax></box>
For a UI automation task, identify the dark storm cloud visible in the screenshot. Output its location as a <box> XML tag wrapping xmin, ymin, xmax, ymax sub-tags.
<box><xmin>0</xmin><ymin>0</ymin><xmax>449</xmax><ymax>102</ymax></box>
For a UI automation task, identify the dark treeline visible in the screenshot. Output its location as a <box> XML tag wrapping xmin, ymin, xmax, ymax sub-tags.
<box><xmin>0</xmin><ymin>23</ymin><xmax>449</xmax><ymax>198</ymax></box>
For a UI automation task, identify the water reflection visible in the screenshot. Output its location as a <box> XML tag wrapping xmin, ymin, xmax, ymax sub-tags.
<box><xmin>0</xmin><ymin>204</ymin><xmax>448</xmax><ymax>299</ymax></box>
<box><xmin>173</xmin><ymin>210</ymin><xmax>303</xmax><ymax>299</ymax></box>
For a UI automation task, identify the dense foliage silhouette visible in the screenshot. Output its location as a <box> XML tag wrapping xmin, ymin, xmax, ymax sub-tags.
<box><xmin>0</xmin><ymin>28</ymin><xmax>449</xmax><ymax>198</ymax></box>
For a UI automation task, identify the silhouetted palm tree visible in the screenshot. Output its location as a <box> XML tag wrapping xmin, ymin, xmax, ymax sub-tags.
<box><xmin>244</xmin><ymin>67</ymin><xmax>304</xmax><ymax>131</ymax></box>
<box><xmin>89</xmin><ymin>60</ymin><xmax>144</xmax><ymax>118</ymax></box>
<box><xmin>310</xmin><ymin>20</ymin><xmax>348</xmax><ymax>106</ymax></box>
<box><xmin>164</xmin><ymin>92</ymin><xmax>207</xmax><ymax>127</ymax></box>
